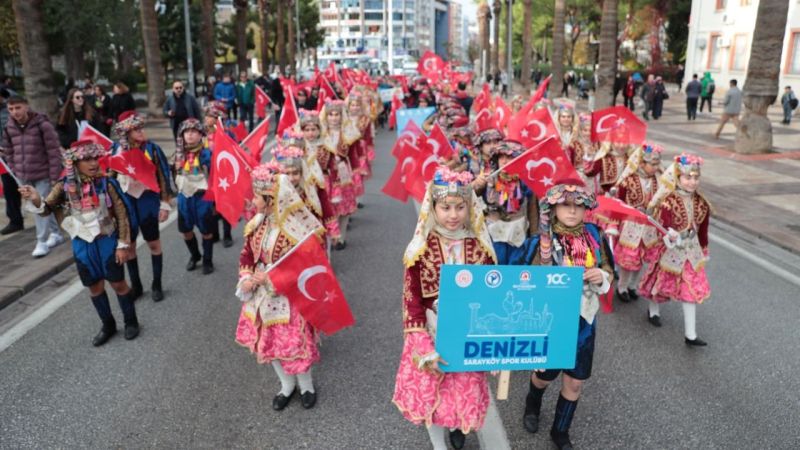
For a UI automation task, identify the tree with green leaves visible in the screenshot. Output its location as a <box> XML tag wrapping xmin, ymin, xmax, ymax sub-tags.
<box><xmin>550</xmin><ymin>0</ymin><xmax>565</xmax><ymax>98</ymax></box>
<box><xmin>11</xmin><ymin>0</ymin><xmax>57</xmax><ymax>116</ymax></box>
<box><xmin>595</xmin><ymin>0</ymin><xmax>618</xmax><ymax>108</ymax></box>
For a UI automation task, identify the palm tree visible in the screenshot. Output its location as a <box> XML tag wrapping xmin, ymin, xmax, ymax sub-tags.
<box><xmin>735</xmin><ymin>0</ymin><xmax>789</xmax><ymax>154</ymax></box>
<box><xmin>139</xmin><ymin>0</ymin><xmax>166</xmax><ymax>116</ymax></box>
<box><xmin>276</xmin><ymin>0</ymin><xmax>286</xmax><ymax>74</ymax></box>
<box><xmin>520</xmin><ymin>0</ymin><xmax>533</xmax><ymax>91</ymax></box>
<box><xmin>258</xmin><ymin>0</ymin><xmax>271</xmax><ymax>74</ymax></box>
<box><xmin>10</xmin><ymin>0</ymin><xmax>57</xmax><ymax>116</ymax></box>
<box><xmin>477</xmin><ymin>1</ymin><xmax>491</xmax><ymax>80</ymax></box>
<box><xmin>594</xmin><ymin>0</ymin><xmax>618</xmax><ymax>108</ymax></box>
<box><xmin>201</xmin><ymin>0</ymin><xmax>216</xmax><ymax>80</ymax></box>
<box><xmin>492</xmin><ymin>0</ymin><xmax>501</xmax><ymax>76</ymax></box>
<box><xmin>234</xmin><ymin>0</ymin><xmax>249</xmax><ymax>73</ymax></box>
<box><xmin>287</xmin><ymin>0</ymin><xmax>295</xmax><ymax>73</ymax></box>
<box><xmin>550</xmin><ymin>0</ymin><xmax>565</xmax><ymax>99</ymax></box>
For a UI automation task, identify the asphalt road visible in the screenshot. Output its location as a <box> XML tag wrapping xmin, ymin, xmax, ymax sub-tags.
<box><xmin>1</xmin><ymin>129</ymin><xmax>799</xmax><ymax>449</ymax></box>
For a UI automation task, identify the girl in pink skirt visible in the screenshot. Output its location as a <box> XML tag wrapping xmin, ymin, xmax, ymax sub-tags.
<box><xmin>235</xmin><ymin>163</ymin><xmax>325</xmax><ymax>410</ymax></box>
<box><xmin>393</xmin><ymin>167</ymin><xmax>497</xmax><ymax>450</ymax></box>
<box><xmin>639</xmin><ymin>153</ymin><xmax>711</xmax><ymax>346</ymax></box>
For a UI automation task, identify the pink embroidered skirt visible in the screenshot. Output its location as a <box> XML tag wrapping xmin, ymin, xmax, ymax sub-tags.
<box><xmin>639</xmin><ymin>259</ymin><xmax>711</xmax><ymax>304</ymax></box>
<box><xmin>392</xmin><ymin>332</ymin><xmax>489</xmax><ymax>433</ymax></box>
<box><xmin>235</xmin><ymin>301</ymin><xmax>320</xmax><ymax>374</ymax></box>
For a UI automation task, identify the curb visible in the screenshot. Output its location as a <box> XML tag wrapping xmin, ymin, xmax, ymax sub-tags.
<box><xmin>0</xmin><ymin>252</ymin><xmax>74</xmax><ymax>312</ymax></box>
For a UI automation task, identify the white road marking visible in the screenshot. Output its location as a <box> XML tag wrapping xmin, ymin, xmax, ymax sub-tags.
<box><xmin>710</xmin><ymin>233</ymin><xmax>800</xmax><ymax>287</ymax></box>
<box><xmin>0</xmin><ymin>212</ymin><xmax>179</xmax><ymax>353</ymax></box>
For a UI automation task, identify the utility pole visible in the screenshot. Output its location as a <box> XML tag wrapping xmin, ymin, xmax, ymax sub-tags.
<box><xmin>295</xmin><ymin>0</ymin><xmax>302</xmax><ymax>69</ymax></box>
<box><xmin>507</xmin><ymin>0</ymin><xmax>513</xmax><ymax>92</ymax></box>
<box><xmin>183</xmin><ymin>0</ymin><xmax>195</xmax><ymax>95</ymax></box>
<box><xmin>388</xmin><ymin>0</ymin><xmax>394</xmax><ymax>74</ymax></box>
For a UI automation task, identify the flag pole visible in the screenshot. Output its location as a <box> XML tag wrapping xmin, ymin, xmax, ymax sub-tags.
<box><xmin>266</xmin><ymin>231</ymin><xmax>318</xmax><ymax>273</ymax></box>
<box><xmin>0</xmin><ymin>156</ymin><xmax>22</xmax><ymax>186</ymax></box>
<box><xmin>487</xmin><ymin>138</ymin><xmax>551</xmax><ymax>178</ymax></box>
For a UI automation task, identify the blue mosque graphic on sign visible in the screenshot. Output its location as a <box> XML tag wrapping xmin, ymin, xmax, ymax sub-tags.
<box><xmin>467</xmin><ymin>291</ymin><xmax>554</xmax><ymax>337</ymax></box>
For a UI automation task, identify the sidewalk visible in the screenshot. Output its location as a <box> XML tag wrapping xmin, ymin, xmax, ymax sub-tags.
<box><xmin>0</xmin><ymin>117</ymin><xmax>175</xmax><ymax>311</ymax></box>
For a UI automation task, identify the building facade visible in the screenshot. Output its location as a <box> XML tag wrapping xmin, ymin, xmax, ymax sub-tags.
<box><xmin>684</xmin><ymin>0</ymin><xmax>800</xmax><ymax>93</ymax></box>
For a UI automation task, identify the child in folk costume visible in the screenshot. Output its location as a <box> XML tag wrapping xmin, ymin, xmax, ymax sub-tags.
<box><xmin>174</xmin><ymin>118</ymin><xmax>216</xmax><ymax>275</ymax></box>
<box><xmin>583</xmin><ymin>133</ymin><xmax>636</xmax><ymax>195</ymax></box>
<box><xmin>300</xmin><ymin>110</ymin><xmax>341</xmax><ymax>239</ymax></box>
<box><xmin>639</xmin><ymin>153</ymin><xmax>711</xmax><ymax>346</ymax></box>
<box><xmin>345</xmin><ymin>91</ymin><xmax>370</xmax><ymax>199</ymax></box>
<box><xmin>569</xmin><ymin>114</ymin><xmax>599</xmax><ymax>195</ymax></box>
<box><xmin>556</xmin><ymin>106</ymin><xmax>576</xmax><ymax>150</ymax></box>
<box><xmin>235</xmin><ymin>163</ymin><xmax>326</xmax><ymax>410</ymax></box>
<box><xmin>470</xmin><ymin>127</ymin><xmax>504</xmax><ymax>193</ymax></box>
<box><xmin>272</xmin><ymin>131</ymin><xmax>327</xmax><ymax>226</ymax></box>
<box><xmin>113</xmin><ymin>111</ymin><xmax>174</xmax><ymax>302</ymax></box>
<box><xmin>203</xmin><ymin>101</ymin><xmax>235</xmax><ymax>247</ymax></box>
<box><xmin>516</xmin><ymin>181</ymin><xmax>613</xmax><ymax>450</ymax></box>
<box><xmin>612</xmin><ymin>143</ymin><xmax>663</xmax><ymax>303</ymax></box>
<box><xmin>320</xmin><ymin>100</ymin><xmax>361</xmax><ymax>250</ymax></box>
<box><xmin>20</xmin><ymin>141</ymin><xmax>140</xmax><ymax>345</ymax></box>
<box><xmin>393</xmin><ymin>166</ymin><xmax>497</xmax><ymax>450</ymax></box>
<box><xmin>481</xmin><ymin>140</ymin><xmax>539</xmax><ymax>264</ymax></box>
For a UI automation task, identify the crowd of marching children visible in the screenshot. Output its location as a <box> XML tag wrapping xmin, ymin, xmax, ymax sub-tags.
<box><xmin>387</xmin><ymin>58</ymin><xmax>713</xmax><ymax>449</ymax></box>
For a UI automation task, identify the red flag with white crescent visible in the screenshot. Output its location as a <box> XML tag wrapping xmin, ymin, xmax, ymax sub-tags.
<box><xmin>388</xmin><ymin>93</ymin><xmax>404</xmax><ymax>130</ymax></box>
<box><xmin>205</xmin><ymin>125</ymin><xmax>253</xmax><ymax>224</ymax></box>
<box><xmin>494</xmin><ymin>96</ymin><xmax>512</xmax><ymax>131</ymax></box>
<box><xmin>473</xmin><ymin>83</ymin><xmax>491</xmax><ymax>113</ymax></box>
<box><xmin>417</xmin><ymin>50</ymin><xmax>444</xmax><ymax>82</ymax></box>
<box><xmin>241</xmin><ymin>116</ymin><xmax>271</xmax><ymax>164</ymax></box>
<box><xmin>255</xmin><ymin>86</ymin><xmax>271</xmax><ymax>119</ymax></box>
<box><xmin>277</xmin><ymin>86</ymin><xmax>299</xmax><ymax>136</ymax></box>
<box><xmin>108</xmin><ymin>149</ymin><xmax>160</xmax><ymax>193</ymax></box>
<box><xmin>508</xmin><ymin>106</ymin><xmax>558</xmax><ymax>149</ymax></box>
<box><xmin>591</xmin><ymin>106</ymin><xmax>647</xmax><ymax>145</ymax></box>
<box><xmin>421</xmin><ymin>122</ymin><xmax>456</xmax><ymax>159</ymax></box>
<box><xmin>268</xmin><ymin>234</ymin><xmax>355</xmax><ymax>335</ymax></box>
<box><xmin>501</xmin><ymin>137</ymin><xmax>583</xmax><ymax>197</ymax></box>
<box><xmin>78</xmin><ymin>124</ymin><xmax>114</xmax><ymax>151</ymax></box>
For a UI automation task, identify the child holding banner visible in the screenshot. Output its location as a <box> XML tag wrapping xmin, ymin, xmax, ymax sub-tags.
<box><xmin>392</xmin><ymin>167</ymin><xmax>497</xmax><ymax>450</ymax></box>
<box><xmin>234</xmin><ymin>163</ymin><xmax>325</xmax><ymax>411</ymax></box>
<box><xmin>639</xmin><ymin>153</ymin><xmax>711</xmax><ymax>346</ymax></box>
<box><xmin>516</xmin><ymin>180</ymin><xmax>613</xmax><ymax>450</ymax></box>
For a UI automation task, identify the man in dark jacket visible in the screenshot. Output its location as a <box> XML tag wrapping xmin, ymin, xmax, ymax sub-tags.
<box><xmin>236</xmin><ymin>71</ymin><xmax>256</xmax><ymax>131</ymax></box>
<box><xmin>163</xmin><ymin>80</ymin><xmax>201</xmax><ymax>139</ymax></box>
<box><xmin>0</xmin><ymin>89</ymin><xmax>23</xmax><ymax>235</ymax></box>
<box><xmin>1</xmin><ymin>97</ymin><xmax>64</xmax><ymax>256</ymax></box>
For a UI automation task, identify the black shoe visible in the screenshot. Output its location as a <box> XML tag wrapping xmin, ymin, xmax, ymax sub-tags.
<box><xmin>151</xmin><ymin>283</ymin><xmax>164</xmax><ymax>302</ymax></box>
<box><xmin>272</xmin><ymin>389</ymin><xmax>295</xmax><ymax>411</ymax></box>
<box><xmin>124</xmin><ymin>321</ymin><xmax>140</xmax><ymax>340</ymax></box>
<box><xmin>648</xmin><ymin>314</ymin><xmax>662</xmax><ymax>327</ymax></box>
<box><xmin>186</xmin><ymin>256</ymin><xmax>201</xmax><ymax>271</ymax></box>
<box><xmin>92</xmin><ymin>323</ymin><xmax>117</xmax><ymax>347</ymax></box>
<box><xmin>685</xmin><ymin>337</ymin><xmax>708</xmax><ymax>347</ymax></box>
<box><xmin>628</xmin><ymin>289</ymin><xmax>639</xmax><ymax>301</ymax></box>
<box><xmin>550</xmin><ymin>430</ymin><xmax>574</xmax><ymax>450</ymax></box>
<box><xmin>129</xmin><ymin>284</ymin><xmax>143</xmax><ymax>301</ymax></box>
<box><xmin>223</xmin><ymin>237</ymin><xmax>233</xmax><ymax>248</ymax></box>
<box><xmin>616</xmin><ymin>289</ymin><xmax>632</xmax><ymax>303</ymax></box>
<box><xmin>0</xmin><ymin>223</ymin><xmax>23</xmax><ymax>235</ymax></box>
<box><xmin>523</xmin><ymin>412</ymin><xmax>540</xmax><ymax>434</ymax></box>
<box><xmin>211</xmin><ymin>233</ymin><xmax>220</xmax><ymax>243</ymax></box>
<box><xmin>334</xmin><ymin>241</ymin><xmax>346</xmax><ymax>251</ymax></box>
<box><xmin>449</xmin><ymin>429</ymin><xmax>466</xmax><ymax>450</ymax></box>
<box><xmin>202</xmin><ymin>261</ymin><xmax>214</xmax><ymax>275</ymax></box>
<box><xmin>301</xmin><ymin>390</ymin><xmax>317</xmax><ymax>409</ymax></box>
<box><xmin>357</xmin><ymin>202</ymin><xmax>364</xmax><ymax>209</ymax></box>
<box><xmin>523</xmin><ymin>381</ymin><xmax>542</xmax><ymax>433</ymax></box>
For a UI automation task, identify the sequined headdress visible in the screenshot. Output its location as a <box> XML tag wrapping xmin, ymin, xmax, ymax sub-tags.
<box><xmin>431</xmin><ymin>166</ymin><xmax>475</xmax><ymax>201</ymax></box>
<box><xmin>204</xmin><ymin>101</ymin><xmax>228</xmax><ymax>119</ymax></box>
<box><xmin>251</xmin><ymin>161</ymin><xmax>281</xmax><ymax>196</ymax></box>
<box><xmin>273</xmin><ymin>131</ymin><xmax>306</xmax><ymax>169</ymax></box>
<box><xmin>63</xmin><ymin>139</ymin><xmax>107</xmax><ymax>163</ymax></box>
<box><xmin>112</xmin><ymin>111</ymin><xmax>145</xmax><ymax>150</ymax></box>
<box><xmin>299</xmin><ymin>109</ymin><xmax>321</xmax><ymax>130</ymax></box>
<box><xmin>647</xmin><ymin>153</ymin><xmax>704</xmax><ymax>212</ymax></box>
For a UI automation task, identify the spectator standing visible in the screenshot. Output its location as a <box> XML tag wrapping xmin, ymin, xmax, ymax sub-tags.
<box><xmin>675</xmin><ymin>64</ymin><xmax>685</xmax><ymax>92</ymax></box>
<box><xmin>307</xmin><ymin>87</ymin><xmax>319</xmax><ymax>111</ymax></box>
<box><xmin>714</xmin><ymin>79</ymin><xmax>743</xmax><ymax>139</ymax></box>
<box><xmin>56</xmin><ymin>88</ymin><xmax>105</xmax><ymax>148</ymax></box>
<box><xmin>685</xmin><ymin>74</ymin><xmax>702</xmax><ymax>121</ymax></box>
<box><xmin>213</xmin><ymin>74</ymin><xmax>237</xmax><ymax>120</ymax></box>
<box><xmin>623</xmin><ymin>75</ymin><xmax>636</xmax><ymax>111</ymax></box>
<box><xmin>561</xmin><ymin>72</ymin><xmax>570</xmax><ymax>97</ymax></box>
<box><xmin>90</xmin><ymin>85</ymin><xmax>113</xmax><ymax>136</ymax></box>
<box><xmin>455</xmin><ymin>82</ymin><xmax>474</xmax><ymax>116</ymax></box>
<box><xmin>163</xmin><ymin>80</ymin><xmax>202</xmax><ymax>139</ymax></box>
<box><xmin>780</xmin><ymin>86</ymin><xmax>797</xmax><ymax>124</ymax></box>
<box><xmin>295</xmin><ymin>89</ymin><xmax>311</xmax><ymax>110</ymax></box>
<box><xmin>0</xmin><ymin>89</ymin><xmax>23</xmax><ymax>235</ymax></box>
<box><xmin>1</xmin><ymin>96</ymin><xmax>64</xmax><ymax>256</ymax></box>
<box><xmin>640</xmin><ymin>75</ymin><xmax>655</xmax><ymax>121</ymax></box>
<box><xmin>651</xmin><ymin>77</ymin><xmax>668</xmax><ymax>120</ymax></box>
<box><xmin>500</xmin><ymin>70</ymin><xmax>509</xmax><ymax>98</ymax></box>
<box><xmin>110</xmin><ymin>82</ymin><xmax>136</xmax><ymax>123</ymax></box>
<box><xmin>236</xmin><ymin>72</ymin><xmax>256</xmax><ymax>130</ymax></box>
<box><xmin>700</xmin><ymin>72</ymin><xmax>715</xmax><ymax>113</ymax></box>
<box><xmin>58</xmin><ymin>78</ymin><xmax>75</xmax><ymax>106</ymax></box>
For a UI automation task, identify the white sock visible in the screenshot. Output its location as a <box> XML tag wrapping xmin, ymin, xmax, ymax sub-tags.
<box><xmin>338</xmin><ymin>216</ymin><xmax>349</xmax><ymax>243</ymax></box>
<box><xmin>297</xmin><ymin>370</ymin><xmax>315</xmax><ymax>394</ymax></box>
<box><xmin>630</xmin><ymin>267</ymin><xmax>645</xmax><ymax>291</ymax></box>
<box><xmin>617</xmin><ymin>269</ymin><xmax>633</xmax><ymax>292</ymax></box>
<box><xmin>425</xmin><ymin>425</ymin><xmax>447</xmax><ymax>450</ymax></box>
<box><xmin>648</xmin><ymin>301</ymin><xmax>660</xmax><ymax>318</ymax></box>
<box><xmin>271</xmin><ymin>361</ymin><xmax>297</xmax><ymax>396</ymax></box>
<box><xmin>682</xmin><ymin>302</ymin><xmax>697</xmax><ymax>340</ymax></box>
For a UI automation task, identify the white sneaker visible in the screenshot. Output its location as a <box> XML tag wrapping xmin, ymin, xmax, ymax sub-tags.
<box><xmin>32</xmin><ymin>242</ymin><xmax>50</xmax><ymax>258</ymax></box>
<box><xmin>46</xmin><ymin>233</ymin><xmax>65</xmax><ymax>248</ymax></box>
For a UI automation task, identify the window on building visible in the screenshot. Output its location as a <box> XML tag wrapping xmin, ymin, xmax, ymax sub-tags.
<box><xmin>716</xmin><ymin>0</ymin><xmax>727</xmax><ymax>9</ymax></box>
<box><xmin>364</xmin><ymin>12</ymin><xmax>383</xmax><ymax>21</ymax></box>
<box><xmin>708</xmin><ymin>34</ymin><xmax>721</xmax><ymax>69</ymax></box>
<box><xmin>349</xmin><ymin>26</ymin><xmax>360</xmax><ymax>33</ymax></box>
<box><xmin>365</xmin><ymin>0</ymin><xmax>383</xmax><ymax>9</ymax></box>
<box><xmin>787</xmin><ymin>32</ymin><xmax>800</xmax><ymax>74</ymax></box>
<box><xmin>730</xmin><ymin>34</ymin><xmax>748</xmax><ymax>71</ymax></box>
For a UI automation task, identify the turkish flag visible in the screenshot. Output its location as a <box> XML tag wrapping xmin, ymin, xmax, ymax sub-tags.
<box><xmin>388</xmin><ymin>94</ymin><xmax>403</xmax><ymax>130</ymax></box>
<box><xmin>508</xmin><ymin>106</ymin><xmax>558</xmax><ymax>149</ymax></box>
<box><xmin>241</xmin><ymin>116</ymin><xmax>271</xmax><ymax>163</ymax></box>
<box><xmin>277</xmin><ymin>86</ymin><xmax>299</xmax><ymax>136</ymax></box>
<box><xmin>474</xmin><ymin>107</ymin><xmax>498</xmax><ymax>133</ymax></box>
<box><xmin>392</xmin><ymin>120</ymin><xmax>424</xmax><ymax>157</ymax></box>
<box><xmin>494</xmin><ymin>96</ymin><xmax>512</xmax><ymax>131</ymax></box>
<box><xmin>501</xmin><ymin>137</ymin><xmax>583</xmax><ymax>197</ymax></box>
<box><xmin>268</xmin><ymin>234</ymin><xmax>355</xmax><ymax>335</ymax></box>
<box><xmin>255</xmin><ymin>86</ymin><xmax>271</xmax><ymax>119</ymax></box>
<box><xmin>519</xmin><ymin>74</ymin><xmax>552</xmax><ymax>116</ymax></box>
<box><xmin>323</xmin><ymin>62</ymin><xmax>337</xmax><ymax>83</ymax></box>
<box><xmin>231</xmin><ymin>121</ymin><xmax>248</xmax><ymax>142</ymax></box>
<box><xmin>421</xmin><ymin>122</ymin><xmax>456</xmax><ymax>159</ymax></box>
<box><xmin>108</xmin><ymin>149</ymin><xmax>160</xmax><ymax>193</ymax></box>
<box><xmin>319</xmin><ymin>76</ymin><xmax>336</xmax><ymax>100</ymax></box>
<box><xmin>591</xmin><ymin>106</ymin><xmax>647</xmax><ymax>145</ymax></box>
<box><xmin>206</xmin><ymin>125</ymin><xmax>253</xmax><ymax>224</ymax></box>
<box><xmin>78</xmin><ymin>124</ymin><xmax>114</xmax><ymax>151</ymax></box>
<box><xmin>402</xmin><ymin>145</ymin><xmax>437</xmax><ymax>202</ymax></box>
<box><xmin>593</xmin><ymin>196</ymin><xmax>657</xmax><ymax>228</ymax></box>
<box><xmin>473</xmin><ymin>83</ymin><xmax>491</xmax><ymax>113</ymax></box>
<box><xmin>381</xmin><ymin>159</ymin><xmax>410</xmax><ymax>203</ymax></box>
<box><xmin>217</xmin><ymin>118</ymin><xmax>258</xmax><ymax>168</ymax></box>
<box><xmin>418</xmin><ymin>50</ymin><xmax>444</xmax><ymax>82</ymax></box>
<box><xmin>316</xmin><ymin>88</ymin><xmax>328</xmax><ymax>112</ymax></box>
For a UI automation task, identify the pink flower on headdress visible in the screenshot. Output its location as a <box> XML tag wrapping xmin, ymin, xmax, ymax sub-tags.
<box><xmin>676</xmin><ymin>152</ymin><xmax>703</xmax><ymax>166</ymax></box>
<box><xmin>434</xmin><ymin>166</ymin><xmax>474</xmax><ymax>185</ymax></box>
